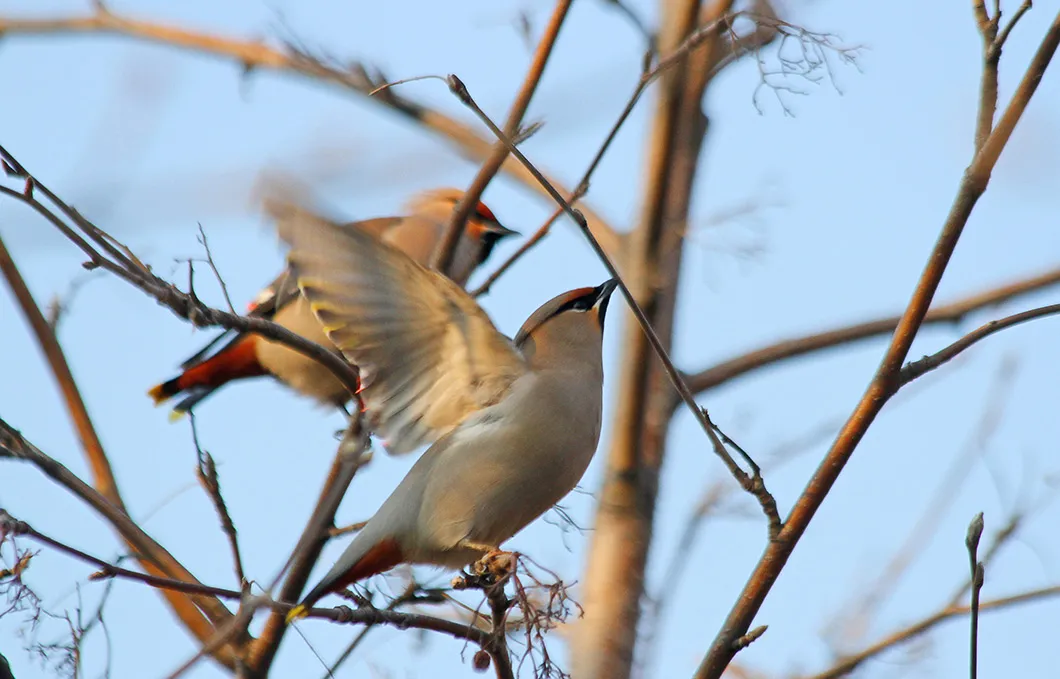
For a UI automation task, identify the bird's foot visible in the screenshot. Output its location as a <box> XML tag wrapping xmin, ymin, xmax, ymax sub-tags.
<box><xmin>451</xmin><ymin>549</ymin><xmax>517</xmax><ymax>590</ymax></box>
<box><xmin>473</xmin><ymin>549</ymin><xmax>515</xmax><ymax>580</ymax></box>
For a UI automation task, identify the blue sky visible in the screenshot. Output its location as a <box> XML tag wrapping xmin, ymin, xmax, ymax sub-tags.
<box><xmin>2</xmin><ymin>1</ymin><xmax>1059</xmax><ymax>678</ymax></box>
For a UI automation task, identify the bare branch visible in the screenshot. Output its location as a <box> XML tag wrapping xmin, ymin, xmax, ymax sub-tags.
<box><xmin>301</xmin><ymin>602</ymin><xmax>492</xmax><ymax>647</ymax></box>
<box><xmin>966</xmin><ymin>513</ymin><xmax>986</xmax><ymax>679</ymax></box>
<box><xmin>683</xmin><ymin>266</ymin><xmax>1060</xmax><ymax>396</ymax></box>
<box><xmin>195</xmin><ymin>224</ymin><xmax>236</xmax><ymax>314</ymax></box>
<box><xmin>0</xmin><ymin>422</ymin><xmax>238</xmax><ymax>665</ymax></box>
<box><xmin>0</xmin><ymin>229</ymin><xmax>236</xmax><ymax>665</ymax></box>
<box><xmin>694</xmin><ymin>9</ymin><xmax>1060</xmax><ymax>678</ymax></box>
<box><xmin>898</xmin><ymin>304</ymin><xmax>1060</xmax><ymax>386</ymax></box>
<box><xmin>327</xmin><ymin>520</ymin><xmax>368</xmax><ymax>538</ymax></box>
<box><xmin>0</xmin><ymin>511</ymin><xmax>242</xmax><ymax>601</ymax></box>
<box><xmin>0</xmin><ymin>9</ymin><xmax>622</xmax><ymax>257</ymax></box>
<box><xmin>434</xmin><ymin>0</ymin><xmax>573</xmax><ymax>273</ymax></box>
<box><xmin>445</xmin><ymin>72</ymin><xmax>770</xmax><ymax>514</ymax></box>
<box><xmin>245</xmin><ymin>416</ymin><xmax>370</xmax><ymax>675</ymax></box>
<box><xmin>196</xmin><ymin>450</ymin><xmax>247</xmax><ymax>590</ymax></box>
<box><xmin>802</xmin><ymin>585</ymin><xmax>1060</xmax><ymax>679</ymax></box>
<box><xmin>0</xmin><ymin>146</ymin><xmax>361</xmax><ymax>399</ymax></box>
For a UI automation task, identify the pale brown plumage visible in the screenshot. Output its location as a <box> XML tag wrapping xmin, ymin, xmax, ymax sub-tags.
<box><xmin>147</xmin><ymin>189</ymin><xmax>516</xmax><ymax>416</ymax></box>
<box><xmin>269</xmin><ymin>197</ymin><xmax>617</xmax><ymax>613</ymax></box>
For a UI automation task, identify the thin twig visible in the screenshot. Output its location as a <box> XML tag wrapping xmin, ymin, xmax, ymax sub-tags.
<box><xmin>327</xmin><ymin>520</ymin><xmax>368</xmax><ymax>538</ymax></box>
<box><xmin>245</xmin><ymin>416</ymin><xmax>370</xmax><ymax>675</ymax></box>
<box><xmin>947</xmin><ymin>511</ymin><xmax>1022</xmax><ymax>608</ymax></box>
<box><xmin>0</xmin><ymin>9</ymin><xmax>622</xmax><ymax>256</ymax></box>
<box><xmin>802</xmin><ymin>585</ymin><xmax>1060</xmax><ymax>679</ymax></box>
<box><xmin>682</xmin><ymin>266</ymin><xmax>1060</xmax><ymax>396</ymax></box>
<box><xmin>196</xmin><ymin>224</ymin><xmax>236</xmax><ymax>314</ymax></box>
<box><xmin>898</xmin><ymin>304</ymin><xmax>1060</xmax><ymax>387</ymax></box>
<box><xmin>196</xmin><ymin>450</ymin><xmax>247</xmax><ymax>590</ymax></box>
<box><xmin>0</xmin><ymin>510</ymin><xmax>242</xmax><ymax>600</ymax></box>
<box><xmin>434</xmin><ymin>0</ymin><xmax>573</xmax><ymax>273</ymax></box>
<box><xmin>299</xmin><ymin>602</ymin><xmax>493</xmax><ymax>647</ymax></box>
<box><xmin>0</xmin><ymin>229</ymin><xmax>235</xmax><ymax>664</ymax></box>
<box><xmin>966</xmin><ymin>513</ymin><xmax>985</xmax><ymax>679</ymax></box>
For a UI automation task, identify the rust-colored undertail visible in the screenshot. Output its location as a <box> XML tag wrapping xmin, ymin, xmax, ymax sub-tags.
<box><xmin>147</xmin><ymin>336</ymin><xmax>266</xmax><ymax>405</ymax></box>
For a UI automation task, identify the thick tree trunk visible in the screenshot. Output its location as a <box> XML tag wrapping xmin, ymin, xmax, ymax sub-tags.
<box><xmin>571</xmin><ymin>1</ymin><xmax>714</xmax><ymax>676</ymax></box>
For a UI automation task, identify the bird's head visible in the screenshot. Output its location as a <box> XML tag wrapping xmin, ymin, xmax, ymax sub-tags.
<box><xmin>406</xmin><ymin>188</ymin><xmax>519</xmax><ymax>283</ymax></box>
<box><xmin>514</xmin><ymin>279</ymin><xmax>618</xmax><ymax>361</ymax></box>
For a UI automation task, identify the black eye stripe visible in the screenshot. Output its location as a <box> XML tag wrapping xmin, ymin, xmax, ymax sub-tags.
<box><xmin>555</xmin><ymin>295</ymin><xmax>594</xmax><ymax>315</ymax></box>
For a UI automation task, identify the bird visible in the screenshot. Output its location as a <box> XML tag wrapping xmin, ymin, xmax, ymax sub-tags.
<box><xmin>147</xmin><ymin>188</ymin><xmax>517</xmax><ymax>417</ymax></box>
<box><xmin>264</xmin><ymin>197</ymin><xmax>617</xmax><ymax>619</ymax></box>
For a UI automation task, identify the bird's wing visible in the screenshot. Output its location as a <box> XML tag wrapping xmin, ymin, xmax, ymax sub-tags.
<box><xmin>269</xmin><ymin>199</ymin><xmax>527</xmax><ymax>454</ymax></box>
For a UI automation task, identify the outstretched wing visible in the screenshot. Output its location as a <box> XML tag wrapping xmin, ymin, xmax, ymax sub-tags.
<box><xmin>269</xmin><ymin>199</ymin><xmax>526</xmax><ymax>454</ymax></box>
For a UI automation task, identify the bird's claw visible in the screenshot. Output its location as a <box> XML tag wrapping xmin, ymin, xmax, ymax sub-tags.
<box><xmin>473</xmin><ymin>550</ymin><xmax>515</xmax><ymax>580</ymax></box>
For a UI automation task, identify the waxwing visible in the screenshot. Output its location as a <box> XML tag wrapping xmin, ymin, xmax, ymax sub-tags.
<box><xmin>147</xmin><ymin>188</ymin><xmax>517</xmax><ymax>416</ymax></box>
<box><xmin>265</xmin><ymin>198</ymin><xmax>616</xmax><ymax>615</ymax></box>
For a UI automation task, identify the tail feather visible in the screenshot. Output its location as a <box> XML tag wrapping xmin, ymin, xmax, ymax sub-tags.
<box><xmin>178</xmin><ymin>330</ymin><xmax>238</xmax><ymax>370</ymax></box>
<box><xmin>147</xmin><ymin>337</ymin><xmax>266</xmax><ymax>414</ymax></box>
<box><xmin>147</xmin><ymin>377</ymin><xmax>183</xmax><ymax>406</ymax></box>
<box><xmin>297</xmin><ymin>537</ymin><xmax>403</xmax><ymax>612</ymax></box>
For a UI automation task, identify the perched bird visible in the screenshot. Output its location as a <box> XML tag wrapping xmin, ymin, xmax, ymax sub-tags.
<box><xmin>267</xmin><ymin>199</ymin><xmax>617</xmax><ymax>618</ymax></box>
<box><xmin>147</xmin><ymin>189</ymin><xmax>517</xmax><ymax>416</ymax></box>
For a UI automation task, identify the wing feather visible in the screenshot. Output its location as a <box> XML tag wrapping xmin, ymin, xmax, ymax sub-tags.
<box><xmin>269</xmin><ymin>199</ymin><xmax>526</xmax><ymax>454</ymax></box>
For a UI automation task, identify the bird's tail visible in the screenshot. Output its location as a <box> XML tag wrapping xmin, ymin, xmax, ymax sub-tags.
<box><xmin>148</xmin><ymin>336</ymin><xmax>267</xmax><ymax>417</ymax></box>
<box><xmin>287</xmin><ymin>536</ymin><xmax>404</xmax><ymax>623</ymax></box>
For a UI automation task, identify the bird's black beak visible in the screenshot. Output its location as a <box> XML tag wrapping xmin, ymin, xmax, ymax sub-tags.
<box><xmin>481</xmin><ymin>222</ymin><xmax>520</xmax><ymax>239</ymax></box>
<box><xmin>476</xmin><ymin>222</ymin><xmax>521</xmax><ymax>264</ymax></box>
<box><xmin>593</xmin><ymin>278</ymin><xmax>619</xmax><ymax>328</ymax></box>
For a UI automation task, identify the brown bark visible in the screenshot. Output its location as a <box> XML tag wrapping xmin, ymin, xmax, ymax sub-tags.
<box><xmin>572</xmin><ymin>1</ymin><xmax>726</xmax><ymax>676</ymax></box>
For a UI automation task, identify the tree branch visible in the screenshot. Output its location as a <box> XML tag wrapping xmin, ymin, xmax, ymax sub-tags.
<box><xmin>0</xmin><ymin>8</ymin><xmax>621</xmax><ymax>257</ymax></box>
<box><xmin>195</xmin><ymin>449</ymin><xmax>247</xmax><ymax>590</ymax></box>
<box><xmin>245</xmin><ymin>416</ymin><xmax>369</xmax><ymax>675</ymax></box>
<box><xmin>576</xmin><ymin>1</ymin><xmax>717</xmax><ymax>676</ymax></box>
<box><xmin>301</xmin><ymin>603</ymin><xmax>492</xmax><ymax>648</ymax></box>
<box><xmin>0</xmin><ymin>511</ymin><xmax>243</xmax><ymax>601</ymax></box>
<box><xmin>682</xmin><ymin>266</ymin><xmax>1060</xmax><ymax>397</ymax></box>
<box><xmin>444</xmin><ymin>61</ymin><xmax>764</xmax><ymax>508</ymax></box>
<box><xmin>898</xmin><ymin>304</ymin><xmax>1060</xmax><ymax>387</ymax></box>
<box><xmin>803</xmin><ymin>585</ymin><xmax>1060</xmax><ymax>679</ymax></box>
<box><xmin>0</xmin><ymin>146</ymin><xmax>361</xmax><ymax>398</ymax></box>
<box><xmin>434</xmin><ymin>0</ymin><xmax>572</xmax><ymax>273</ymax></box>
<box><xmin>0</xmin><ymin>420</ymin><xmax>239</xmax><ymax>665</ymax></box>
<box><xmin>694</xmin><ymin>8</ymin><xmax>1060</xmax><ymax>677</ymax></box>
<box><xmin>0</xmin><ymin>230</ymin><xmax>237</xmax><ymax>666</ymax></box>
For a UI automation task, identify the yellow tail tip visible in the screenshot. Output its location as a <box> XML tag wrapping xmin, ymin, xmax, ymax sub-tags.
<box><xmin>147</xmin><ymin>384</ymin><xmax>170</xmax><ymax>406</ymax></box>
<box><xmin>167</xmin><ymin>409</ymin><xmax>188</xmax><ymax>423</ymax></box>
<box><xmin>285</xmin><ymin>604</ymin><xmax>309</xmax><ymax>625</ymax></box>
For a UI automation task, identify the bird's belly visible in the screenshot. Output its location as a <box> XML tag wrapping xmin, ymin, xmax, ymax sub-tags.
<box><xmin>255</xmin><ymin>298</ymin><xmax>351</xmax><ymax>405</ymax></box>
<box><xmin>460</xmin><ymin>440</ymin><xmax>595</xmax><ymax>549</ymax></box>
